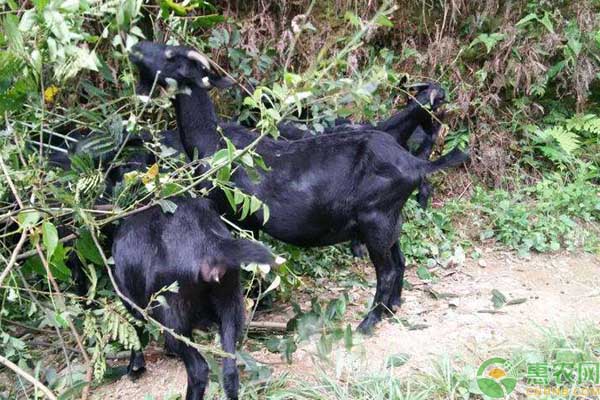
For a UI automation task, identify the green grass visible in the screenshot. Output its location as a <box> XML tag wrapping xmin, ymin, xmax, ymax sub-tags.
<box><xmin>225</xmin><ymin>324</ymin><xmax>600</xmax><ymax>400</ymax></box>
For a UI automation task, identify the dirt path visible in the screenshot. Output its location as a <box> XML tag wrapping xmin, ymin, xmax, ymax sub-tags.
<box><xmin>93</xmin><ymin>249</ymin><xmax>600</xmax><ymax>399</ymax></box>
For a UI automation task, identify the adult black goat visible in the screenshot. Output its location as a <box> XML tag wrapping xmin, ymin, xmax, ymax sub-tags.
<box><xmin>130</xmin><ymin>41</ymin><xmax>469</xmax><ymax>334</ymax></box>
<box><xmin>113</xmin><ymin>197</ymin><xmax>277</xmax><ymax>400</ymax></box>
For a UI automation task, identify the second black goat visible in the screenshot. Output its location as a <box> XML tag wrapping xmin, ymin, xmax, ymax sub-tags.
<box><xmin>113</xmin><ymin>197</ymin><xmax>278</xmax><ymax>400</ymax></box>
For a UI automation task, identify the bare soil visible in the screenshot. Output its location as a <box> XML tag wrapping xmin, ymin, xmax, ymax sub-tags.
<box><xmin>93</xmin><ymin>248</ymin><xmax>600</xmax><ymax>399</ymax></box>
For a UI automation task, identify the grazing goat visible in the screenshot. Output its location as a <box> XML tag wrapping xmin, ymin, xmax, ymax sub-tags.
<box><xmin>113</xmin><ymin>197</ymin><xmax>277</xmax><ymax>400</ymax></box>
<box><xmin>130</xmin><ymin>41</ymin><xmax>469</xmax><ymax>334</ymax></box>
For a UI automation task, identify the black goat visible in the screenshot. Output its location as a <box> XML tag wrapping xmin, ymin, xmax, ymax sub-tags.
<box><xmin>131</xmin><ymin>41</ymin><xmax>469</xmax><ymax>334</ymax></box>
<box><xmin>277</xmin><ymin>87</ymin><xmax>445</xmax><ymax>209</ymax></box>
<box><xmin>113</xmin><ymin>197</ymin><xmax>276</xmax><ymax>400</ymax></box>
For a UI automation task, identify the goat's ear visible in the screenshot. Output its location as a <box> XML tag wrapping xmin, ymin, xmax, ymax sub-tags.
<box><xmin>199</xmin><ymin>261</ymin><xmax>227</xmax><ymax>283</ymax></box>
<box><xmin>209</xmin><ymin>75</ymin><xmax>235</xmax><ymax>89</ymax></box>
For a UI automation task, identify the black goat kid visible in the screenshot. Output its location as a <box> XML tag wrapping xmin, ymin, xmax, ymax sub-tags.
<box><xmin>131</xmin><ymin>41</ymin><xmax>469</xmax><ymax>334</ymax></box>
<box><xmin>113</xmin><ymin>197</ymin><xmax>276</xmax><ymax>400</ymax></box>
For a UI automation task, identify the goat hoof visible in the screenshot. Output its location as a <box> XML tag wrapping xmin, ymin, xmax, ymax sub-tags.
<box><xmin>356</xmin><ymin>319</ymin><xmax>377</xmax><ymax>336</ymax></box>
<box><xmin>127</xmin><ymin>351</ymin><xmax>146</xmax><ymax>380</ymax></box>
<box><xmin>127</xmin><ymin>365</ymin><xmax>146</xmax><ymax>381</ymax></box>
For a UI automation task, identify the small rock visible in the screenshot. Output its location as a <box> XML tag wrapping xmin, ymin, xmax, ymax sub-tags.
<box><xmin>478</xmin><ymin>259</ymin><xmax>487</xmax><ymax>268</ymax></box>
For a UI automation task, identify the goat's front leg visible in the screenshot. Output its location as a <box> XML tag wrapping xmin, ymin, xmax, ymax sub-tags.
<box><xmin>389</xmin><ymin>241</ymin><xmax>406</xmax><ymax>310</ymax></box>
<box><xmin>416</xmin><ymin>179</ymin><xmax>433</xmax><ymax>209</ymax></box>
<box><xmin>357</xmin><ymin>246</ymin><xmax>396</xmax><ymax>335</ymax></box>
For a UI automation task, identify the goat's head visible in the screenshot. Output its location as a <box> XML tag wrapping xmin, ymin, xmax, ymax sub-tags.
<box><xmin>408</xmin><ymin>82</ymin><xmax>446</xmax><ymax>110</ymax></box>
<box><xmin>130</xmin><ymin>41</ymin><xmax>234</xmax><ymax>95</ymax></box>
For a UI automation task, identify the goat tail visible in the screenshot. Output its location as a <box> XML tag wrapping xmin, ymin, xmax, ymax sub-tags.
<box><xmin>424</xmin><ymin>147</ymin><xmax>469</xmax><ymax>174</ymax></box>
<box><xmin>225</xmin><ymin>239</ymin><xmax>277</xmax><ymax>268</ymax></box>
<box><xmin>200</xmin><ymin>239</ymin><xmax>278</xmax><ymax>283</ymax></box>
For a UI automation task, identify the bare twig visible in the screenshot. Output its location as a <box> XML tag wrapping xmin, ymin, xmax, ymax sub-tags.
<box><xmin>33</xmin><ymin>242</ymin><xmax>93</xmax><ymax>400</ymax></box>
<box><xmin>15</xmin><ymin>233</ymin><xmax>77</xmax><ymax>262</ymax></box>
<box><xmin>0</xmin><ymin>230</ymin><xmax>28</xmax><ymax>288</ymax></box>
<box><xmin>247</xmin><ymin>321</ymin><xmax>288</xmax><ymax>333</ymax></box>
<box><xmin>0</xmin><ymin>354</ymin><xmax>57</xmax><ymax>400</ymax></box>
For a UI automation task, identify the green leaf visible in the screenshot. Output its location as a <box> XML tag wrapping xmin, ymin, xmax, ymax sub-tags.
<box><xmin>515</xmin><ymin>13</ymin><xmax>537</xmax><ymax>28</ymax></box>
<box><xmin>344</xmin><ymin>11</ymin><xmax>361</xmax><ymax>27</ymax></box>
<box><xmin>470</xmin><ymin>33</ymin><xmax>505</xmax><ymax>53</ymax></box>
<box><xmin>76</xmin><ymin>229</ymin><xmax>103</xmax><ymax>265</ymax></box>
<box><xmin>157</xmin><ymin>199</ymin><xmax>178</xmax><ymax>214</ymax></box>
<box><xmin>416</xmin><ymin>266</ymin><xmax>432</xmax><ymax>280</ymax></box>
<box><xmin>42</xmin><ymin>222</ymin><xmax>58</xmax><ymax>260</ymax></box>
<box><xmin>386</xmin><ymin>353</ymin><xmax>410</xmax><ymax>368</ymax></box>
<box><xmin>249</xmin><ymin>196</ymin><xmax>262</xmax><ymax>215</ymax></box>
<box><xmin>192</xmin><ymin>14</ymin><xmax>225</xmax><ymax>28</ymax></box>
<box><xmin>375</xmin><ymin>14</ymin><xmax>393</xmax><ymax>27</ymax></box>
<box><xmin>344</xmin><ymin>324</ymin><xmax>353</xmax><ymax>349</ymax></box>
<box><xmin>491</xmin><ymin>289</ymin><xmax>507</xmax><ymax>309</ymax></box>
<box><xmin>539</xmin><ymin>11</ymin><xmax>554</xmax><ymax>34</ymax></box>
<box><xmin>18</xmin><ymin>210</ymin><xmax>41</xmax><ymax>230</ymax></box>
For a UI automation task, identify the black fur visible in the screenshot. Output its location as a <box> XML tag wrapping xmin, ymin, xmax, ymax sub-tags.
<box><xmin>113</xmin><ymin>197</ymin><xmax>275</xmax><ymax>400</ymax></box>
<box><xmin>131</xmin><ymin>41</ymin><xmax>469</xmax><ymax>335</ymax></box>
<box><xmin>48</xmin><ymin>129</ymin><xmax>186</xmax><ymax>295</ymax></box>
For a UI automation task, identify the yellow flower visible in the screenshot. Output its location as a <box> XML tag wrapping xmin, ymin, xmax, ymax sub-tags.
<box><xmin>488</xmin><ymin>367</ymin><xmax>507</xmax><ymax>379</ymax></box>
<box><xmin>142</xmin><ymin>163</ymin><xmax>159</xmax><ymax>184</ymax></box>
<box><xmin>44</xmin><ymin>85</ymin><xmax>59</xmax><ymax>104</ymax></box>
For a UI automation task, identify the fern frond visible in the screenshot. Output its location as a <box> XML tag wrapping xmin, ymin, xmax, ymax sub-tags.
<box><xmin>545</xmin><ymin>126</ymin><xmax>580</xmax><ymax>154</ymax></box>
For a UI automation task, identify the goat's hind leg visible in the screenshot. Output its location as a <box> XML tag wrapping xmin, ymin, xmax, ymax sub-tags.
<box><xmin>165</xmin><ymin>333</ymin><xmax>210</xmax><ymax>400</ymax></box>
<box><xmin>218</xmin><ymin>301</ymin><xmax>243</xmax><ymax>399</ymax></box>
<box><xmin>126</xmin><ymin>311</ymin><xmax>149</xmax><ymax>379</ymax></box>
<box><xmin>416</xmin><ymin>179</ymin><xmax>433</xmax><ymax>209</ymax></box>
<box><xmin>356</xmin><ymin>245</ymin><xmax>397</xmax><ymax>335</ymax></box>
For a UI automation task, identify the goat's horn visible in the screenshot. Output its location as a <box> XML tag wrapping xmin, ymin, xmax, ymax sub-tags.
<box><xmin>408</xmin><ymin>82</ymin><xmax>429</xmax><ymax>89</ymax></box>
<box><xmin>187</xmin><ymin>50</ymin><xmax>211</xmax><ymax>69</ymax></box>
<box><xmin>429</xmin><ymin>89</ymin><xmax>438</xmax><ymax>106</ymax></box>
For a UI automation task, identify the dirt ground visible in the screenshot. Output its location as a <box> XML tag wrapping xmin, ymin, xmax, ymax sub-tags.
<box><xmin>93</xmin><ymin>248</ymin><xmax>600</xmax><ymax>399</ymax></box>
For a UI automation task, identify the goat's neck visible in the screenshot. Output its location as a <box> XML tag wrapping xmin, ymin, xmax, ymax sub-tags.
<box><xmin>376</xmin><ymin>101</ymin><xmax>430</xmax><ymax>146</ymax></box>
<box><xmin>174</xmin><ymin>85</ymin><xmax>221</xmax><ymax>159</ymax></box>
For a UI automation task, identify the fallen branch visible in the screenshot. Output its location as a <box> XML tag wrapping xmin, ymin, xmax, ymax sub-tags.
<box><xmin>247</xmin><ymin>321</ymin><xmax>288</xmax><ymax>333</ymax></box>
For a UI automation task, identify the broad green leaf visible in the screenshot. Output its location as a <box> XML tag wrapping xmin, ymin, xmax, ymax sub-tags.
<box><xmin>515</xmin><ymin>13</ymin><xmax>537</xmax><ymax>28</ymax></box>
<box><xmin>42</xmin><ymin>221</ymin><xmax>58</xmax><ymax>260</ymax></box>
<box><xmin>416</xmin><ymin>266</ymin><xmax>432</xmax><ymax>280</ymax></box>
<box><xmin>18</xmin><ymin>210</ymin><xmax>41</xmax><ymax>230</ymax></box>
<box><xmin>76</xmin><ymin>229</ymin><xmax>103</xmax><ymax>265</ymax></box>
